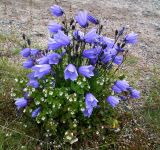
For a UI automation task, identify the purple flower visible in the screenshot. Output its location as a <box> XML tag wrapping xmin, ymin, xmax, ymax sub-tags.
<box><xmin>48</xmin><ymin>38</ymin><xmax>62</xmax><ymax>50</ymax></box>
<box><xmin>85</xmin><ymin>93</ymin><xmax>98</xmax><ymax>109</ymax></box>
<box><xmin>24</xmin><ymin>92</ymin><xmax>29</xmax><ymax>100</ymax></box>
<box><xmin>83</xmin><ymin>47</ymin><xmax>101</xmax><ymax>59</ymax></box>
<box><xmin>32</xmin><ymin>64</ymin><xmax>51</xmax><ymax>79</ymax></box>
<box><xmin>100</xmin><ymin>37</ymin><xmax>114</xmax><ymax>48</ymax></box>
<box><xmin>48</xmin><ymin>22</ymin><xmax>63</xmax><ymax>33</ymax></box>
<box><xmin>87</xmin><ymin>14</ymin><xmax>99</xmax><ymax>25</ymax></box>
<box><xmin>54</xmin><ymin>30</ymin><xmax>70</xmax><ymax>46</ymax></box>
<box><xmin>82</xmin><ymin>107</ymin><xmax>93</xmax><ymax>118</ymax></box>
<box><xmin>37</xmin><ymin>56</ymin><xmax>49</xmax><ymax>65</ymax></box>
<box><xmin>50</xmin><ymin>5</ymin><xmax>64</xmax><ymax>17</ymax></box>
<box><xmin>64</xmin><ymin>64</ymin><xmax>78</xmax><ymax>81</ymax></box>
<box><xmin>27</xmin><ymin>79</ymin><xmax>39</xmax><ymax>88</ymax></box>
<box><xmin>30</xmin><ymin>49</ymin><xmax>39</xmax><ymax>56</ymax></box>
<box><xmin>106</xmin><ymin>96</ymin><xmax>120</xmax><ymax>108</ymax></box>
<box><xmin>78</xmin><ymin>65</ymin><xmax>95</xmax><ymax>78</ymax></box>
<box><xmin>61</xmin><ymin>49</ymin><xmax>66</xmax><ymax>56</ymax></box>
<box><xmin>124</xmin><ymin>32</ymin><xmax>138</xmax><ymax>44</ymax></box>
<box><xmin>112</xmin><ymin>85</ymin><xmax>122</xmax><ymax>94</ymax></box>
<box><xmin>20</xmin><ymin>48</ymin><xmax>30</xmax><ymax>58</ymax></box>
<box><xmin>130</xmin><ymin>89</ymin><xmax>140</xmax><ymax>99</ymax></box>
<box><xmin>115</xmin><ymin>80</ymin><xmax>129</xmax><ymax>92</ymax></box>
<box><xmin>23</xmin><ymin>59</ymin><xmax>34</xmax><ymax>69</ymax></box>
<box><xmin>119</xmin><ymin>95</ymin><xmax>127</xmax><ymax>100</ymax></box>
<box><xmin>48</xmin><ymin>31</ymin><xmax>70</xmax><ymax>50</ymax></box>
<box><xmin>32</xmin><ymin>107</ymin><xmax>41</xmax><ymax>118</ymax></box>
<box><xmin>47</xmin><ymin>52</ymin><xmax>61</xmax><ymax>65</ymax></box>
<box><xmin>27</xmin><ymin>72</ymin><xmax>35</xmax><ymax>80</ymax></box>
<box><xmin>15</xmin><ymin>98</ymin><xmax>27</xmax><ymax>109</ymax></box>
<box><xmin>113</xmin><ymin>55</ymin><xmax>123</xmax><ymax>65</ymax></box>
<box><xmin>73</xmin><ymin>30</ymin><xmax>84</xmax><ymax>40</ymax></box>
<box><xmin>75</xmin><ymin>11</ymin><xmax>88</xmax><ymax>28</ymax></box>
<box><xmin>84</xmin><ymin>28</ymin><xmax>99</xmax><ymax>43</ymax></box>
<box><xmin>101</xmin><ymin>51</ymin><xmax>112</xmax><ymax>64</ymax></box>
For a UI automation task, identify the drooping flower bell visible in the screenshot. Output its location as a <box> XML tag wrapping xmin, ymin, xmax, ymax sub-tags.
<box><xmin>130</xmin><ymin>89</ymin><xmax>140</xmax><ymax>99</ymax></box>
<box><xmin>32</xmin><ymin>64</ymin><xmax>51</xmax><ymax>79</ymax></box>
<box><xmin>48</xmin><ymin>22</ymin><xmax>63</xmax><ymax>33</ymax></box>
<box><xmin>82</xmin><ymin>107</ymin><xmax>93</xmax><ymax>117</ymax></box>
<box><xmin>113</xmin><ymin>55</ymin><xmax>123</xmax><ymax>65</ymax></box>
<box><xmin>23</xmin><ymin>59</ymin><xmax>34</xmax><ymax>69</ymax></box>
<box><xmin>48</xmin><ymin>38</ymin><xmax>62</xmax><ymax>50</ymax></box>
<box><xmin>106</xmin><ymin>96</ymin><xmax>120</xmax><ymax>108</ymax></box>
<box><xmin>83</xmin><ymin>93</ymin><xmax>98</xmax><ymax>117</ymax></box>
<box><xmin>75</xmin><ymin>11</ymin><xmax>88</xmax><ymax>28</ymax></box>
<box><xmin>47</xmin><ymin>52</ymin><xmax>61</xmax><ymax>65</ymax></box>
<box><xmin>32</xmin><ymin>107</ymin><xmax>41</xmax><ymax>118</ymax></box>
<box><xmin>15</xmin><ymin>98</ymin><xmax>27</xmax><ymax>109</ymax></box>
<box><xmin>115</xmin><ymin>80</ymin><xmax>129</xmax><ymax>92</ymax></box>
<box><xmin>54</xmin><ymin>30</ymin><xmax>71</xmax><ymax>47</ymax></box>
<box><xmin>30</xmin><ymin>49</ymin><xmax>40</xmax><ymax>56</ymax></box>
<box><xmin>83</xmin><ymin>47</ymin><xmax>101</xmax><ymax>60</ymax></box>
<box><xmin>73</xmin><ymin>30</ymin><xmax>84</xmax><ymax>41</ymax></box>
<box><xmin>87</xmin><ymin>14</ymin><xmax>99</xmax><ymax>25</ymax></box>
<box><xmin>64</xmin><ymin>64</ymin><xmax>78</xmax><ymax>81</ymax></box>
<box><xmin>20</xmin><ymin>48</ymin><xmax>30</xmax><ymax>58</ymax></box>
<box><xmin>85</xmin><ymin>93</ymin><xmax>98</xmax><ymax>109</ymax></box>
<box><xmin>50</xmin><ymin>5</ymin><xmax>64</xmax><ymax>17</ymax></box>
<box><xmin>37</xmin><ymin>56</ymin><xmax>49</xmax><ymax>65</ymax></box>
<box><xmin>78</xmin><ymin>65</ymin><xmax>95</xmax><ymax>78</ymax></box>
<box><xmin>124</xmin><ymin>32</ymin><xmax>138</xmax><ymax>44</ymax></box>
<box><xmin>27</xmin><ymin>79</ymin><xmax>39</xmax><ymax>88</ymax></box>
<box><xmin>84</xmin><ymin>28</ymin><xmax>99</xmax><ymax>43</ymax></box>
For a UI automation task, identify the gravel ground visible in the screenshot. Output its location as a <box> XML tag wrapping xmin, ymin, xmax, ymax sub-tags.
<box><xmin>0</xmin><ymin>0</ymin><xmax>160</xmax><ymax>67</ymax></box>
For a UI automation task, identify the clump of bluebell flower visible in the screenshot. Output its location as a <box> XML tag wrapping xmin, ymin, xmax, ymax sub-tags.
<box><xmin>14</xmin><ymin>5</ymin><xmax>140</xmax><ymax>145</ymax></box>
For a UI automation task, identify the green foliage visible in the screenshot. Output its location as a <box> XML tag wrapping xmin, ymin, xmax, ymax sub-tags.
<box><xmin>143</xmin><ymin>68</ymin><xmax>160</xmax><ymax>132</ymax></box>
<box><xmin>12</xmin><ymin>65</ymin><xmax>123</xmax><ymax>146</ymax></box>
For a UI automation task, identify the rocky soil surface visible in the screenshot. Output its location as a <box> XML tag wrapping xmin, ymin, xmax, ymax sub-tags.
<box><xmin>0</xmin><ymin>0</ymin><xmax>160</xmax><ymax>67</ymax></box>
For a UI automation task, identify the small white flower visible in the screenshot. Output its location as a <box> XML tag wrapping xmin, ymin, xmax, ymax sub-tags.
<box><xmin>23</xmin><ymin>109</ymin><xmax>26</xmax><ymax>113</ymax></box>
<box><xmin>32</xmin><ymin>88</ymin><xmax>35</xmax><ymax>92</ymax></box>
<box><xmin>15</xmin><ymin>78</ymin><xmax>18</xmax><ymax>82</ymax></box>
<box><xmin>82</xmin><ymin>78</ymin><xmax>86</xmax><ymax>82</ymax></box>
<box><xmin>20</xmin><ymin>80</ymin><xmax>23</xmax><ymax>83</ymax></box>
<box><xmin>70</xmin><ymin>138</ymin><xmax>78</xmax><ymax>145</ymax></box>
<box><xmin>65</xmin><ymin>131</ymin><xmax>68</xmax><ymax>135</ymax></box>
<box><xmin>49</xmin><ymin>91</ymin><xmax>53</xmax><ymax>95</ymax></box>
<box><xmin>73</xmin><ymin>124</ymin><xmax>77</xmax><ymax>127</ymax></box>
<box><xmin>100</xmin><ymin>82</ymin><xmax>103</xmax><ymax>85</ymax></box>
<box><xmin>41</xmin><ymin>97</ymin><xmax>44</xmax><ymax>101</ymax></box>
<box><xmin>59</xmin><ymin>92</ymin><xmax>63</xmax><ymax>96</ymax></box>
<box><xmin>96</xmin><ymin>131</ymin><xmax>99</xmax><ymax>135</ymax></box>
<box><xmin>52</xmin><ymin>104</ymin><xmax>55</xmax><ymax>108</ymax></box>
<box><xmin>69</xmin><ymin>98</ymin><xmax>73</xmax><ymax>102</ymax></box>
<box><xmin>35</xmin><ymin>101</ymin><xmax>40</xmax><ymax>105</ymax></box>
<box><xmin>41</xmin><ymin>116</ymin><xmax>45</xmax><ymax>120</ymax></box>
<box><xmin>23</xmin><ymin>88</ymin><xmax>27</xmax><ymax>92</ymax></box>
<box><xmin>66</xmin><ymin>136</ymin><xmax>72</xmax><ymax>140</ymax></box>
<box><xmin>24</xmin><ymin>124</ymin><xmax>27</xmax><ymax>128</ymax></box>
<box><xmin>71</xmin><ymin>111</ymin><xmax>74</xmax><ymax>115</ymax></box>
